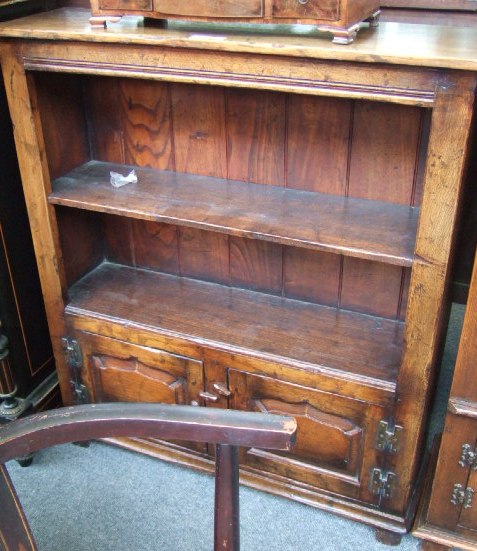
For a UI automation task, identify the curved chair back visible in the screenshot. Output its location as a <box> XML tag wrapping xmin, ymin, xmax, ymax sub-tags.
<box><xmin>0</xmin><ymin>402</ymin><xmax>296</xmax><ymax>551</ymax></box>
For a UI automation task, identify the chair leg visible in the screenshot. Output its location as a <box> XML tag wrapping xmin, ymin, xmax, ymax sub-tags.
<box><xmin>0</xmin><ymin>464</ymin><xmax>37</xmax><ymax>550</ymax></box>
<box><xmin>214</xmin><ymin>444</ymin><xmax>240</xmax><ymax>551</ymax></box>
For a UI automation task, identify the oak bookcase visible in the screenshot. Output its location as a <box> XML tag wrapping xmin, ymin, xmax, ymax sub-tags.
<box><xmin>0</xmin><ymin>9</ymin><xmax>476</xmax><ymax>542</ymax></box>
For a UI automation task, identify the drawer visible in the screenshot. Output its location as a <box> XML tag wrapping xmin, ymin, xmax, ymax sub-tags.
<box><xmin>99</xmin><ymin>0</ymin><xmax>153</xmax><ymax>10</ymax></box>
<box><xmin>155</xmin><ymin>0</ymin><xmax>263</xmax><ymax>18</ymax></box>
<box><xmin>272</xmin><ymin>0</ymin><xmax>339</xmax><ymax>21</ymax></box>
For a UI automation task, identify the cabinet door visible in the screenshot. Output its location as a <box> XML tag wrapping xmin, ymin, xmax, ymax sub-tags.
<box><xmin>155</xmin><ymin>0</ymin><xmax>263</xmax><ymax>17</ymax></box>
<box><xmin>271</xmin><ymin>0</ymin><xmax>339</xmax><ymax>20</ymax></box>
<box><xmin>427</xmin><ymin>413</ymin><xmax>477</xmax><ymax>536</ymax></box>
<box><xmin>228</xmin><ymin>369</ymin><xmax>384</xmax><ymax>502</ymax></box>
<box><xmin>72</xmin><ymin>330</ymin><xmax>205</xmax><ymax>451</ymax></box>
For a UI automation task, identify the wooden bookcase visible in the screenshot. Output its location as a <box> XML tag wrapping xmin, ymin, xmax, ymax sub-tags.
<box><xmin>0</xmin><ymin>9</ymin><xmax>476</xmax><ymax>542</ymax></box>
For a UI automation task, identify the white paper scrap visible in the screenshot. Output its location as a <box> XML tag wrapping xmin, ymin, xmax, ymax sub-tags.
<box><xmin>110</xmin><ymin>169</ymin><xmax>138</xmax><ymax>188</ymax></box>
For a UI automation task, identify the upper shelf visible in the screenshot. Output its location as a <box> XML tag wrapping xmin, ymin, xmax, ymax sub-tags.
<box><xmin>49</xmin><ymin>160</ymin><xmax>419</xmax><ymax>267</ymax></box>
<box><xmin>1</xmin><ymin>8</ymin><xmax>477</xmax><ymax>71</ymax></box>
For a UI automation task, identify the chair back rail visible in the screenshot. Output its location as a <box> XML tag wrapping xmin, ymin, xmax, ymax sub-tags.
<box><xmin>0</xmin><ymin>403</ymin><xmax>296</xmax><ymax>551</ymax></box>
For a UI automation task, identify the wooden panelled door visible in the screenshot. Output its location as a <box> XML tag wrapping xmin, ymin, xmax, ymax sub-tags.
<box><xmin>69</xmin><ymin>329</ymin><xmax>207</xmax><ymax>452</ymax></box>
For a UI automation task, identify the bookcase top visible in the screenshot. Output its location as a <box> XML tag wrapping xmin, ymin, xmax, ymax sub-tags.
<box><xmin>1</xmin><ymin>7</ymin><xmax>477</xmax><ymax>71</ymax></box>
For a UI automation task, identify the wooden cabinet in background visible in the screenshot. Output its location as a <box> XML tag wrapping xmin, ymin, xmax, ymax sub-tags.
<box><xmin>0</xmin><ymin>0</ymin><xmax>58</xmax><ymax>421</ymax></box>
<box><xmin>89</xmin><ymin>0</ymin><xmax>381</xmax><ymax>44</ymax></box>
<box><xmin>0</xmin><ymin>9</ymin><xmax>476</xmax><ymax>543</ymax></box>
<box><xmin>414</xmin><ymin>250</ymin><xmax>477</xmax><ymax>550</ymax></box>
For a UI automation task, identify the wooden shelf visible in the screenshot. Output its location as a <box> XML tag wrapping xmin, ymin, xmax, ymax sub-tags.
<box><xmin>50</xmin><ymin>161</ymin><xmax>419</xmax><ymax>267</ymax></box>
<box><xmin>65</xmin><ymin>262</ymin><xmax>403</xmax><ymax>390</ymax></box>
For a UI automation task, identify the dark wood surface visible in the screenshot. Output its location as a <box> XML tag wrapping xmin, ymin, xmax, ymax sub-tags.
<box><xmin>49</xmin><ymin>160</ymin><xmax>419</xmax><ymax>267</ymax></box>
<box><xmin>66</xmin><ymin>262</ymin><xmax>403</xmax><ymax>389</ymax></box>
<box><xmin>1</xmin><ymin>7</ymin><xmax>476</xmax><ymax>539</ymax></box>
<box><xmin>0</xmin><ymin>46</ymin><xmax>55</xmax><ymax>402</ymax></box>
<box><xmin>0</xmin><ymin>464</ymin><xmax>37</xmax><ymax>551</ymax></box>
<box><xmin>0</xmin><ymin>403</ymin><xmax>296</xmax><ymax>551</ymax></box>
<box><xmin>0</xmin><ymin>403</ymin><xmax>296</xmax><ymax>462</ymax></box>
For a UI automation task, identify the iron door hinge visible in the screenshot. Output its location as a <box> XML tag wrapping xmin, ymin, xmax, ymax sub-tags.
<box><xmin>376</xmin><ymin>420</ymin><xmax>403</xmax><ymax>454</ymax></box>
<box><xmin>61</xmin><ymin>337</ymin><xmax>89</xmax><ymax>404</ymax></box>
<box><xmin>459</xmin><ymin>444</ymin><xmax>477</xmax><ymax>470</ymax></box>
<box><xmin>370</xmin><ymin>468</ymin><xmax>397</xmax><ymax>500</ymax></box>
<box><xmin>451</xmin><ymin>484</ymin><xmax>474</xmax><ymax>509</ymax></box>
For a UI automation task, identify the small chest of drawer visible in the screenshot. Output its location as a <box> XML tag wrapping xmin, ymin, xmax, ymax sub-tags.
<box><xmin>99</xmin><ymin>0</ymin><xmax>153</xmax><ymax>11</ymax></box>
<box><xmin>272</xmin><ymin>0</ymin><xmax>339</xmax><ymax>21</ymax></box>
<box><xmin>155</xmin><ymin>0</ymin><xmax>264</xmax><ymax>18</ymax></box>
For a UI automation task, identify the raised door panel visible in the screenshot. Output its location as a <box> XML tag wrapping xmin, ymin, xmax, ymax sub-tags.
<box><xmin>228</xmin><ymin>369</ymin><xmax>384</xmax><ymax>502</ymax></box>
<box><xmin>70</xmin><ymin>329</ymin><xmax>206</xmax><ymax>452</ymax></box>
<box><xmin>155</xmin><ymin>0</ymin><xmax>263</xmax><ymax>17</ymax></box>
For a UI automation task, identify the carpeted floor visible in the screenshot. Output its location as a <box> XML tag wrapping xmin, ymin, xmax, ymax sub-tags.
<box><xmin>4</xmin><ymin>304</ymin><xmax>465</xmax><ymax>551</ymax></box>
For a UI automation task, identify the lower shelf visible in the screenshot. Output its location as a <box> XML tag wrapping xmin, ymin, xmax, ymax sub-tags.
<box><xmin>66</xmin><ymin>262</ymin><xmax>403</xmax><ymax>391</ymax></box>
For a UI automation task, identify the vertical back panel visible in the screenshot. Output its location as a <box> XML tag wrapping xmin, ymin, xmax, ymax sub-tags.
<box><xmin>35</xmin><ymin>73</ymin><xmax>90</xmax><ymax>180</ymax></box>
<box><xmin>284</xmin><ymin>95</ymin><xmax>352</xmax><ymax>305</ymax></box>
<box><xmin>226</xmin><ymin>88</ymin><xmax>285</xmax><ymax>293</ymax></box>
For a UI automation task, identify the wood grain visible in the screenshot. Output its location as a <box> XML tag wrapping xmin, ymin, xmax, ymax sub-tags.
<box><xmin>49</xmin><ymin>160</ymin><xmax>419</xmax><ymax>267</ymax></box>
<box><xmin>132</xmin><ymin>219</ymin><xmax>179</xmax><ymax>274</ymax></box>
<box><xmin>226</xmin><ymin>88</ymin><xmax>285</xmax><ymax>294</ymax></box>
<box><xmin>66</xmin><ymin>262</ymin><xmax>404</xmax><ymax>388</ymax></box>
<box><xmin>1</xmin><ymin>9</ymin><xmax>475</xmax><ymax>73</ymax></box>
<box><xmin>340</xmin><ymin>257</ymin><xmax>403</xmax><ymax>319</ymax></box>
<box><xmin>171</xmin><ymin>84</ymin><xmax>227</xmax><ymax>178</ymax></box>
<box><xmin>283</xmin><ymin>248</ymin><xmax>341</xmax><ymax>307</ymax></box>
<box><xmin>390</xmin><ymin>73</ymin><xmax>477</xmax><ymax>514</ymax></box>
<box><xmin>286</xmin><ymin>93</ymin><xmax>351</xmax><ymax>194</ymax></box>
<box><xmin>34</xmin><ymin>72</ymin><xmax>89</xmax><ymax>180</ymax></box>
<box><xmin>348</xmin><ymin>101</ymin><xmax>422</xmax><ymax>205</ymax></box>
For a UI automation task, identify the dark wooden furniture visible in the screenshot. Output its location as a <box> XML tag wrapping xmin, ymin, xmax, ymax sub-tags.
<box><xmin>0</xmin><ymin>402</ymin><xmax>296</xmax><ymax>551</ymax></box>
<box><xmin>0</xmin><ymin>1</ymin><xmax>58</xmax><ymax>423</ymax></box>
<box><xmin>88</xmin><ymin>0</ymin><xmax>381</xmax><ymax>45</ymax></box>
<box><xmin>413</xmin><ymin>248</ymin><xmax>477</xmax><ymax>550</ymax></box>
<box><xmin>0</xmin><ymin>9</ymin><xmax>476</xmax><ymax>543</ymax></box>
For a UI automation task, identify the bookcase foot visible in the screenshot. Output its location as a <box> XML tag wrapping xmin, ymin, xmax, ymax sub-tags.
<box><xmin>329</xmin><ymin>24</ymin><xmax>360</xmax><ymax>45</ymax></box>
<box><xmin>365</xmin><ymin>10</ymin><xmax>381</xmax><ymax>27</ymax></box>
<box><xmin>374</xmin><ymin>528</ymin><xmax>402</xmax><ymax>546</ymax></box>
<box><xmin>89</xmin><ymin>16</ymin><xmax>122</xmax><ymax>28</ymax></box>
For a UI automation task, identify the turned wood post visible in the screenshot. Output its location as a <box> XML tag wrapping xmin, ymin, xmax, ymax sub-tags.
<box><xmin>214</xmin><ymin>444</ymin><xmax>240</xmax><ymax>551</ymax></box>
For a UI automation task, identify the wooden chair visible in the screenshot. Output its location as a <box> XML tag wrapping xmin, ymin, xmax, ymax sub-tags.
<box><xmin>0</xmin><ymin>403</ymin><xmax>296</xmax><ymax>551</ymax></box>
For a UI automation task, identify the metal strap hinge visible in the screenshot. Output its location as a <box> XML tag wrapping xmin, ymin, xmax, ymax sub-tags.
<box><xmin>459</xmin><ymin>444</ymin><xmax>477</xmax><ymax>470</ymax></box>
<box><xmin>370</xmin><ymin>468</ymin><xmax>397</xmax><ymax>500</ymax></box>
<box><xmin>451</xmin><ymin>484</ymin><xmax>474</xmax><ymax>509</ymax></box>
<box><xmin>61</xmin><ymin>337</ymin><xmax>89</xmax><ymax>404</ymax></box>
<box><xmin>376</xmin><ymin>420</ymin><xmax>403</xmax><ymax>454</ymax></box>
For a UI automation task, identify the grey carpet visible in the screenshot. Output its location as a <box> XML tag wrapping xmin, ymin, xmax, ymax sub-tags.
<box><xmin>5</xmin><ymin>304</ymin><xmax>465</xmax><ymax>551</ymax></box>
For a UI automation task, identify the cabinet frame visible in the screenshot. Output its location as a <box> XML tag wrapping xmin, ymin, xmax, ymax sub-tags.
<box><xmin>1</xmin><ymin>9</ymin><xmax>476</xmax><ymax>538</ymax></box>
